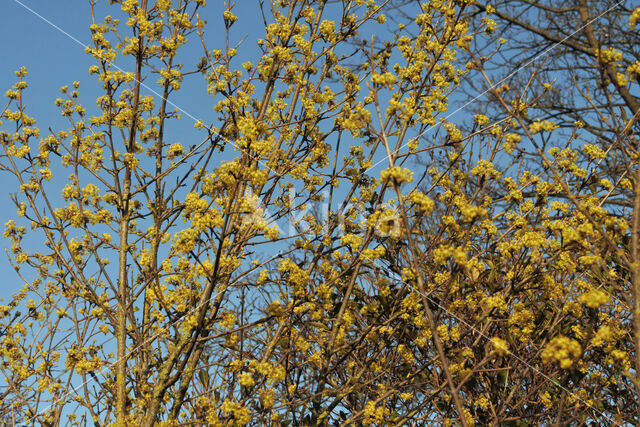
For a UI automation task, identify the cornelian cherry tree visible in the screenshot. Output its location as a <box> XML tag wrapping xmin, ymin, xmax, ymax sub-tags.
<box><xmin>0</xmin><ymin>0</ymin><xmax>637</xmax><ymax>425</ymax></box>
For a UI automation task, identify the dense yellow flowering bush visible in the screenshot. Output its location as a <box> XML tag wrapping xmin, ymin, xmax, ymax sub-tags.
<box><xmin>0</xmin><ymin>0</ymin><xmax>638</xmax><ymax>425</ymax></box>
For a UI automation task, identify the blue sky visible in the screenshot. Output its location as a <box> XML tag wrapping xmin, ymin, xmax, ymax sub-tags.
<box><xmin>0</xmin><ymin>3</ymin><xmax>404</xmax><ymax>419</ymax></box>
<box><xmin>0</xmin><ymin>2</ymin><xmax>283</xmax><ymax>418</ymax></box>
<box><xmin>0</xmin><ymin>0</ymin><xmax>408</xmax><ymax>305</ymax></box>
<box><xmin>0</xmin><ymin>1</ymin><xmax>269</xmax><ymax>302</ymax></box>
<box><xmin>1</xmin><ymin>1</ymin><xmax>96</xmax><ymax>301</ymax></box>
<box><xmin>0</xmin><ymin>0</ymin><xmax>512</xmax><ymax>311</ymax></box>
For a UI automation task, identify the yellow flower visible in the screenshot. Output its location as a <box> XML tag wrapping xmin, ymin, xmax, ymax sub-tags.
<box><xmin>541</xmin><ymin>336</ymin><xmax>581</xmax><ymax>368</ymax></box>
<box><xmin>380</xmin><ymin>166</ymin><xmax>413</xmax><ymax>185</ymax></box>
<box><xmin>319</xmin><ymin>20</ymin><xmax>336</xmax><ymax>41</ymax></box>
<box><xmin>475</xmin><ymin>396</ymin><xmax>490</xmax><ymax>409</ymax></box>
<box><xmin>473</xmin><ymin>114</ymin><xmax>489</xmax><ymax>126</ymax></box>
<box><xmin>590</xmin><ymin>325</ymin><xmax>614</xmax><ymax>347</ymax></box>
<box><xmin>630</xmin><ymin>7</ymin><xmax>640</xmax><ymax>28</ymax></box>
<box><xmin>490</xmin><ymin>337</ymin><xmax>509</xmax><ymax>356</ymax></box>
<box><xmin>596</xmin><ymin>47</ymin><xmax>623</xmax><ymax>63</ymax></box>
<box><xmin>578</xmin><ymin>288</ymin><xmax>610</xmax><ymax>308</ymax></box>
<box><xmin>583</xmin><ymin>144</ymin><xmax>606</xmax><ymax>160</ymax></box>
<box><xmin>539</xmin><ymin>391</ymin><xmax>552</xmax><ymax>408</ymax></box>
<box><xmin>238</xmin><ymin>372</ymin><xmax>255</xmax><ymax>387</ymax></box>
<box><xmin>223</xmin><ymin>10</ymin><xmax>238</xmax><ymax>23</ymax></box>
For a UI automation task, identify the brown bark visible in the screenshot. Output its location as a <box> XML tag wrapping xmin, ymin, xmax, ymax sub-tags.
<box><xmin>631</xmin><ymin>153</ymin><xmax>640</xmax><ymax>421</ymax></box>
<box><xmin>116</xmin><ymin>1</ymin><xmax>148</xmax><ymax>423</ymax></box>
